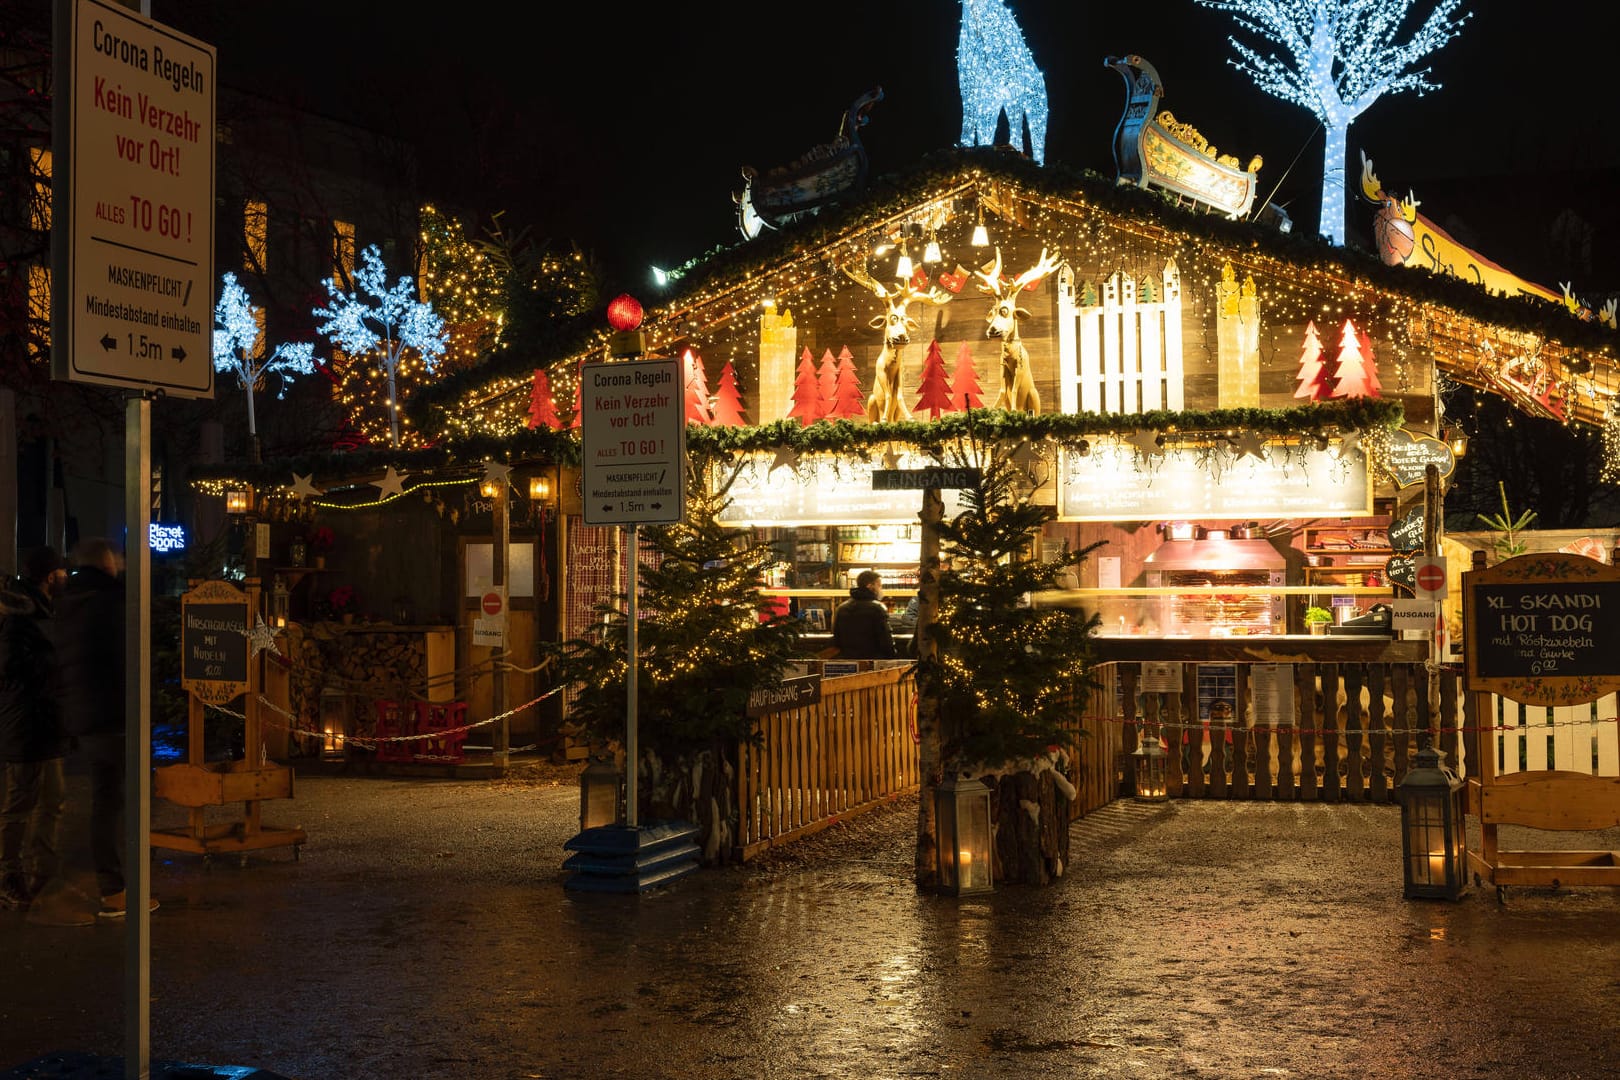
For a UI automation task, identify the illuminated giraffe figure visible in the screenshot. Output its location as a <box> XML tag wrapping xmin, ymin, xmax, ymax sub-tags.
<box><xmin>957</xmin><ymin>0</ymin><xmax>1048</xmax><ymax>164</ymax></box>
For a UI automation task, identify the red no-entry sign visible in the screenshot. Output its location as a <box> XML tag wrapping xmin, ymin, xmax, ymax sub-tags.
<box><xmin>481</xmin><ymin>591</ymin><xmax>504</xmax><ymax>616</ymax></box>
<box><xmin>1413</xmin><ymin>556</ymin><xmax>1448</xmax><ymax>599</ymax></box>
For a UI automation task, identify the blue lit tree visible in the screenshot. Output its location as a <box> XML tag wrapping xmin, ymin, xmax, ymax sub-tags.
<box><xmin>312</xmin><ymin>243</ymin><xmax>448</xmax><ymax>448</ymax></box>
<box><xmin>1195</xmin><ymin>0</ymin><xmax>1470</xmax><ymax>245</ymax></box>
<box><xmin>212</xmin><ymin>271</ymin><xmax>315</xmax><ymax>463</ymax></box>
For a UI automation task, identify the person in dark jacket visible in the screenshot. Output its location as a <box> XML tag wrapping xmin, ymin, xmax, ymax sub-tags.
<box><xmin>55</xmin><ymin>538</ymin><xmax>152</xmax><ymax>917</ymax></box>
<box><xmin>832</xmin><ymin>570</ymin><xmax>896</xmax><ymax>659</ymax></box>
<box><xmin>0</xmin><ymin>546</ymin><xmax>69</xmax><ymax>909</ymax></box>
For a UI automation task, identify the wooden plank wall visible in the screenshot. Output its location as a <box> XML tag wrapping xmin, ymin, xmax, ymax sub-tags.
<box><xmin>1112</xmin><ymin>660</ymin><xmax>1464</xmax><ymax>802</ymax></box>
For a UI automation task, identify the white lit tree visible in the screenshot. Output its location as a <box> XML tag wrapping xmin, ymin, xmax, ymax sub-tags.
<box><xmin>1194</xmin><ymin>0</ymin><xmax>1470</xmax><ymax>245</ymax></box>
<box><xmin>212</xmin><ymin>271</ymin><xmax>315</xmax><ymax>462</ymax></box>
<box><xmin>312</xmin><ymin>243</ymin><xmax>448</xmax><ymax>448</ymax></box>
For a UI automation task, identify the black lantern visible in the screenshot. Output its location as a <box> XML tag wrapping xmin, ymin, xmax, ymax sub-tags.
<box><xmin>934</xmin><ymin>773</ymin><xmax>993</xmax><ymax>895</ymax></box>
<box><xmin>579</xmin><ymin>758</ymin><xmax>624</xmax><ymax>831</ymax></box>
<box><xmin>1132</xmin><ymin>726</ymin><xmax>1169</xmax><ymax>802</ymax></box>
<box><xmin>1397</xmin><ymin>745</ymin><xmax>1467</xmax><ymax>900</ymax></box>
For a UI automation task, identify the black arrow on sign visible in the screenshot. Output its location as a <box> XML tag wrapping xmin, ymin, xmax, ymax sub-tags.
<box><xmin>100</xmin><ymin>334</ymin><xmax>117</xmax><ymax>351</ymax></box>
<box><xmin>601</xmin><ymin>504</ymin><xmax>614</xmax><ymax>513</ymax></box>
<box><xmin>649</xmin><ymin>502</ymin><xmax>662</xmax><ymax>510</ymax></box>
<box><xmin>170</xmin><ymin>345</ymin><xmax>186</xmax><ymax>361</ymax></box>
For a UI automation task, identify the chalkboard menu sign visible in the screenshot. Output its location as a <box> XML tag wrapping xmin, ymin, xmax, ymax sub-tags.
<box><xmin>181</xmin><ymin>580</ymin><xmax>250</xmax><ymax>705</ymax></box>
<box><xmin>1383</xmin><ymin>429</ymin><xmax>1455</xmax><ymax>488</ymax></box>
<box><xmin>1464</xmin><ymin>553</ymin><xmax>1620</xmax><ymax>705</ymax></box>
<box><xmin>1385</xmin><ymin>507</ymin><xmax>1424</xmax><ymax>554</ymax></box>
<box><xmin>1384</xmin><ymin>554</ymin><xmax>1416</xmax><ymax>590</ymax></box>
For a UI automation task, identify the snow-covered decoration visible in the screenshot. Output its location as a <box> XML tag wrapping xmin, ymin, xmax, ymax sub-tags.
<box><xmin>1361</xmin><ymin>152</ymin><xmax>1562</xmax><ymax>304</ymax></box>
<box><xmin>212</xmin><ymin>272</ymin><xmax>316</xmax><ymax>454</ymax></box>
<box><xmin>1057</xmin><ymin>260</ymin><xmax>1184</xmax><ymax>414</ymax></box>
<box><xmin>1215</xmin><ymin>263</ymin><xmax>1261</xmax><ymax>407</ymax></box>
<box><xmin>1196</xmin><ymin>0</ymin><xmax>1471</xmax><ymax>245</ymax></box>
<box><xmin>973</xmin><ymin>246</ymin><xmax>1061</xmax><ymax>413</ymax></box>
<box><xmin>312</xmin><ymin>244</ymin><xmax>448</xmax><ymax>449</ymax></box>
<box><xmin>958</xmin><ymin>0</ymin><xmax>1048</xmax><ymax>163</ymax></box>
<box><xmin>244</xmin><ymin>614</ymin><xmax>281</xmax><ymax>659</ymax></box>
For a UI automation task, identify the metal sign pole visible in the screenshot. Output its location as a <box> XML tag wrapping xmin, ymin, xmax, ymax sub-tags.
<box><xmin>125</xmin><ymin>392</ymin><xmax>152</xmax><ymax>1080</ymax></box>
<box><xmin>625</xmin><ymin>523</ymin><xmax>639</xmax><ymax>828</ymax></box>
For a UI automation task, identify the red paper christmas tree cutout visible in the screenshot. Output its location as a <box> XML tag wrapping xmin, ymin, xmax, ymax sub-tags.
<box><xmin>913</xmin><ymin>339</ymin><xmax>955</xmax><ymax>419</ymax></box>
<box><xmin>1292</xmin><ymin>320</ymin><xmax>1324</xmax><ymax>400</ymax></box>
<box><xmin>683</xmin><ymin>348</ymin><xmax>713</xmax><ymax>424</ymax></box>
<box><xmin>787</xmin><ymin>347</ymin><xmax>824</xmax><ymax>425</ymax></box>
<box><xmin>949</xmin><ymin>343</ymin><xmax>985</xmax><ymax>411</ymax></box>
<box><xmin>828</xmin><ymin>345</ymin><xmax>866</xmax><ymax>419</ymax></box>
<box><xmin>817</xmin><ymin>349</ymin><xmax>838</xmax><ymax>410</ymax></box>
<box><xmin>526</xmin><ymin>368</ymin><xmax>562</xmax><ymax>430</ymax></box>
<box><xmin>711</xmin><ymin>361</ymin><xmax>749</xmax><ymax>426</ymax></box>
<box><xmin>1331</xmin><ymin>319</ymin><xmax>1380</xmax><ymax>399</ymax></box>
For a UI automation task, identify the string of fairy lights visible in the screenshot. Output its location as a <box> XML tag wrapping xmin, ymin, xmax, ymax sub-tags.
<box><xmin>427</xmin><ymin>167</ymin><xmax>1615</xmax><ymax>472</ymax></box>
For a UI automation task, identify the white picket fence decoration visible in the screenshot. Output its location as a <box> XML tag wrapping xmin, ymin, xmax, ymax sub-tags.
<box><xmin>1057</xmin><ymin>260</ymin><xmax>1184</xmax><ymax>415</ymax></box>
<box><xmin>1488</xmin><ymin>692</ymin><xmax>1620</xmax><ymax>776</ymax></box>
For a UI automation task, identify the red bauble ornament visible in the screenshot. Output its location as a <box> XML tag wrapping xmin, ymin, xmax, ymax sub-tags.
<box><xmin>606</xmin><ymin>293</ymin><xmax>643</xmax><ymax>331</ymax></box>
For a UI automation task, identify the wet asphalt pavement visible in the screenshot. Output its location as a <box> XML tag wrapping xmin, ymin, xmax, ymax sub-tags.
<box><xmin>4</xmin><ymin>762</ymin><xmax>1620</xmax><ymax>1080</ymax></box>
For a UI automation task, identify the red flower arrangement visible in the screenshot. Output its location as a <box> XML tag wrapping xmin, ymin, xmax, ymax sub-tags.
<box><xmin>327</xmin><ymin>584</ymin><xmax>357</xmax><ymax>614</ymax></box>
<box><xmin>310</xmin><ymin>526</ymin><xmax>336</xmax><ymax>554</ymax></box>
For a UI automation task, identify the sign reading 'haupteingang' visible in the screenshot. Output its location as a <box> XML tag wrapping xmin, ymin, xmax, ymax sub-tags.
<box><xmin>1464</xmin><ymin>553</ymin><xmax>1620</xmax><ymax>706</ymax></box>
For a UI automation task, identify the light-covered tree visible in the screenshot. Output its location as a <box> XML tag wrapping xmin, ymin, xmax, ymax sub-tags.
<box><xmin>1194</xmin><ymin>0</ymin><xmax>1470</xmax><ymax>245</ymax></box>
<box><xmin>312</xmin><ymin>243</ymin><xmax>448</xmax><ymax>448</ymax></box>
<box><xmin>212</xmin><ymin>271</ymin><xmax>315</xmax><ymax>462</ymax></box>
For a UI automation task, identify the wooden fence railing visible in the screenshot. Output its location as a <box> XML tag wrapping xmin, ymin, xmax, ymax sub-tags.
<box><xmin>734</xmin><ymin>663</ymin><xmax>1128</xmax><ymax>861</ymax></box>
<box><xmin>736</xmin><ymin>666</ymin><xmax>920</xmax><ymax>860</ymax></box>
<box><xmin>1115</xmin><ymin>660</ymin><xmax>1466</xmax><ymax>803</ymax></box>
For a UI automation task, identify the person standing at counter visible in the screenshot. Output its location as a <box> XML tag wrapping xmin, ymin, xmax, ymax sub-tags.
<box><xmin>832</xmin><ymin>570</ymin><xmax>896</xmax><ymax>659</ymax></box>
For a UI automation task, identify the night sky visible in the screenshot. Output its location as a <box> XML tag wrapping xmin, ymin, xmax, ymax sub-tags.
<box><xmin>157</xmin><ymin>1</ymin><xmax>1619</xmax><ymax>292</ymax></box>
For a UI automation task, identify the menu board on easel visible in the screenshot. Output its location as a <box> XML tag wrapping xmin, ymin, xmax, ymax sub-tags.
<box><xmin>180</xmin><ymin>579</ymin><xmax>249</xmax><ymax>705</ymax></box>
<box><xmin>1464</xmin><ymin>553</ymin><xmax>1620</xmax><ymax>706</ymax></box>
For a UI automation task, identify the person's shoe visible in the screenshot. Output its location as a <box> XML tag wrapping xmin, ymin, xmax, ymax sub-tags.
<box><xmin>0</xmin><ymin>873</ymin><xmax>29</xmax><ymax>909</ymax></box>
<box><xmin>96</xmin><ymin>891</ymin><xmax>159</xmax><ymax>918</ymax></box>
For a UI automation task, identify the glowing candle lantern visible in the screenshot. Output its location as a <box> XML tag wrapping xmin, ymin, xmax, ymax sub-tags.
<box><xmin>1398</xmin><ymin>745</ymin><xmax>1466</xmax><ymax>900</ymax></box>
<box><xmin>934</xmin><ymin>772</ymin><xmax>993</xmax><ymax>895</ymax></box>
<box><xmin>1132</xmin><ymin>728</ymin><xmax>1169</xmax><ymax>802</ymax></box>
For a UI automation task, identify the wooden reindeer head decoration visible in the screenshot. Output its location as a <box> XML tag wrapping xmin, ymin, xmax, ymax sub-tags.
<box><xmin>972</xmin><ymin>246</ymin><xmax>1061</xmax><ymax>414</ymax></box>
<box><xmin>974</xmin><ymin>246</ymin><xmax>1062</xmax><ymax>341</ymax></box>
<box><xmin>840</xmin><ymin>262</ymin><xmax>952</xmax><ymax>422</ymax></box>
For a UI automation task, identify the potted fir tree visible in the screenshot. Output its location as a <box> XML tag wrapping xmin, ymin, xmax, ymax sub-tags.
<box><xmin>552</xmin><ymin>456</ymin><xmax>803</xmax><ymax>865</ymax></box>
<box><xmin>916</xmin><ymin>435</ymin><xmax>1103</xmax><ymax>887</ymax></box>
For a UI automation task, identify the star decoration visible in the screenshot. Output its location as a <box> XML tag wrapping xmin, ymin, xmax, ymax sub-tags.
<box><xmin>1336</xmin><ymin>429</ymin><xmax>1362</xmax><ymax>461</ymax></box>
<box><xmin>481</xmin><ymin>459</ymin><xmax>513</xmax><ymax>491</ymax></box>
<box><xmin>769</xmin><ymin>445</ymin><xmax>800</xmax><ymax>474</ymax></box>
<box><xmin>374</xmin><ymin>466</ymin><xmax>409</xmax><ymax>499</ymax></box>
<box><xmin>244</xmin><ymin>614</ymin><xmax>280</xmax><ymax>659</ymax></box>
<box><xmin>1127</xmin><ymin>429</ymin><xmax>1165</xmax><ymax>458</ymax></box>
<box><xmin>289</xmin><ymin>473</ymin><xmax>323</xmax><ymax>501</ymax></box>
<box><xmin>1230</xmin><ymin>430</ymin><xmax>1268</xmax><ymax>461</ymax></box>
<box><xmin>881</xmin><ymin>446</ymin><xmax>903</xmax><ymax>470</ymax></box>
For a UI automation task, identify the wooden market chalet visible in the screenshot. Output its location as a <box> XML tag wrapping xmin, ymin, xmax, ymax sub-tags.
<box><xmin>193</xmin><ymin>76</ymin><xmax>1620</xmax><ymax>880</ymax></box>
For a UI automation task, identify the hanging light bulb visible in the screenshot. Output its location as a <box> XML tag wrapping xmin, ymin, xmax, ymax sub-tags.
<box><xmin>971</xmin><ymin>204</ymin><xmax>989</xmax><ymax>247</ymax></box>
<box><xmin>894</xmin><ymin>238</ymin><xmax>913</xmax><ymax>280</ymax></box>
<box><xmin>923</xmin><ymin>227</ymin><xmax>942</xmax><ymax>264</ymax></box>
